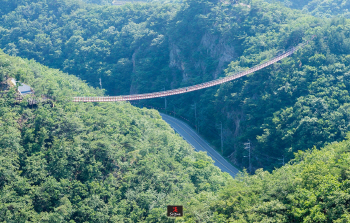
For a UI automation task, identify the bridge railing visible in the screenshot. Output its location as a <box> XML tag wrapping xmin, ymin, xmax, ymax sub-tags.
<box><xmin>72</xmin><ymin>40</ymin><xmax>311</xmax><ymax>102</ymax></box>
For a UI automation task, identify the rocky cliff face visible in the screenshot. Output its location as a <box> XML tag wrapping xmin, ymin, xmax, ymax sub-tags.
<box><xmin>168</xmin><ymin>32</ymin><xmax>237</xmax><ymax>85</ymax></box>
<box><xmin>129</xmin><ymin>48</ymin><xmax>139</xmax><ymax>95</ymax></box>
<box><xmin>166</xmin><ymin>30</ymin><xmax>244</xmax><ymax>164</ymax></box>
<box><xmin>169</xmin><ymin>43</ymin><xmax>187</xmax><ymax>82</ymax></box>
<box><xmin>199</xmin><ymin>32</ymin><xmax>237</xmax><ymax>79</ymax></box>
<box><xmin>127</xmin><ymin>21</ymin><xmax>243</xmax><ymax>165</ymax></box>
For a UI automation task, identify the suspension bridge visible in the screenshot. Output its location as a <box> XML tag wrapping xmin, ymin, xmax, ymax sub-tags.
<box><xmin>72</xmin><ymin>38</ymin><xmax>312</xmax><ymax>102</ymax></box>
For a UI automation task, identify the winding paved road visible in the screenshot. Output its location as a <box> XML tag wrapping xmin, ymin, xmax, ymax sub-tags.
<box><xmin>161</xmin><ymin>113</ymin><xmax>239</xmax><ymax>178</ymax></box>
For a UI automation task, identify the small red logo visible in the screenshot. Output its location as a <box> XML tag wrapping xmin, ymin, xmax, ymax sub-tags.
<box><xmin>167</xmin><ymin>206</ymin><xmax>183</xmax><ymax>217</ymax></box>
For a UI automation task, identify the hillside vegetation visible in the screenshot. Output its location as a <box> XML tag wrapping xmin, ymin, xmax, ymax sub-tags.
<box><xmin>2</xmin><ymin>0</ymin><xmax>350</xmax><ymax>221</ymax></box>
<box><xmin>212</xmin><ymin>136</ymin><xmax>350</xmax><ymax>222</ymax></box>
<box><xmin>267</xmin><ymin>0</ymin><xmax>350</xmax><ymax>18</ymax></box>
<box><xmin>0</xmin><ymin>51</ymin><xmax>231</xmax><ymax>222</ymax></box>
<box><xmin>2</xmin><ymin>50</ymin><xmax>350</xmax><ymax>222</ymax></box>
<box><xmin>0</xmin><ymin>0</ymin><xmax>350</xmax><ymax>171</ymax></box>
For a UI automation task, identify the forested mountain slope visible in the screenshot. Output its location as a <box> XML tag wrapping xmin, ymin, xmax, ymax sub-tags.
<box><xmin>2</xmin><ymin>49</ymin><xmax>350</xmax><ymax>222</ymax></box>
<box><xmin>1</xmin><ymin>0</ymin><xmax>350</xmax><ymax>172</ymax></box>
<box><xmin>0</xmin><ymin>51</ymin><xmax>231</xmax><ymax>222</ymax></box>
<box><xmin>266</xmin><ymin>0</ymin><xmax>350</xmax><ymax>18</ymax></box>
<box><xmin>212</xmin><ymin>135</ymin><xmax>350</xmax><ymax>222</ymax></box>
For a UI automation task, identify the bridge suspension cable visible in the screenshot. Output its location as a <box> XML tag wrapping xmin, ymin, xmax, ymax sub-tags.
<box><xmin>73</xmin><ymin>38</ymin><xmax>312</xmax><ymax>103</ymax></box>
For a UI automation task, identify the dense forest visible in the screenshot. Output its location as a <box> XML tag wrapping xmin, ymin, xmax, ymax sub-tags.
<box><xmin>83</xmin><ymin>0</ymin><xmax>114</xmax><ymax>5</ymax></box>
<box><xmin>0</xmin><ymin>51</ymin><xmax>231</xmax><ymax>222</ymax></box>
<box><xmin>2</xmin><ymin>50</ymin><xmax>350</xmax><ymax>222</ymax></box>
<box><xmin>1</xmin><ymin>0</ymin><xmax>350</xmax><ymax>172</ymax></box>
<box><xmin>270</xmin><ymin>0</ymin><xmax>350</xmax><ymax>18</ymax></box>
<box><xmin>2</xmin><ymin>0</ymin><xmax>350</xmax><ymax>221</ymax></box>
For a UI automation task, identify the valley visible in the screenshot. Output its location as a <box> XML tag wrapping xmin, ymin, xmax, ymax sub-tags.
<box><xmin>1</xmin><ymin>0</ymin><xmax>350</xmax><ymax>222</ymax></box>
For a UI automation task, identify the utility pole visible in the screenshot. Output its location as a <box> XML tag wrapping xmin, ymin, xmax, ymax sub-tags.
<box><xmin>194</xmin><ymin>102</ymin><xmax>197</xmax><ymax>130</ymax></box>
<box><xmin>191</xmin><ymin>102</ymin><xmax>197</xmax><ymax>132</ymax></box>
<box><xmin>220</xmin><ymin>122</ymin><xmax>223</xmax><ymax>155</ymax></box>
<box><xmin>244</xmin><ymin>140</ymin><xmax>251</xmax><ymax>174</ymax></box>
<box><xmin>216</xmin><ymin>121</ymin><xmax>224</xmax><ymax>155</ymax></box>
<box><xmin>279</xmin><ymin>155</ymin><xmax>285</xmax><ymax>166</ymax></box>
<box><xmin>197</xmin><ymin>114</ymin><xmax>200</xmax><ymax>134</ymax></box>
<box><xmin>163</xmin><ymin>87</ymin><xmax>166</xmax><ymax>110</ymax></box>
